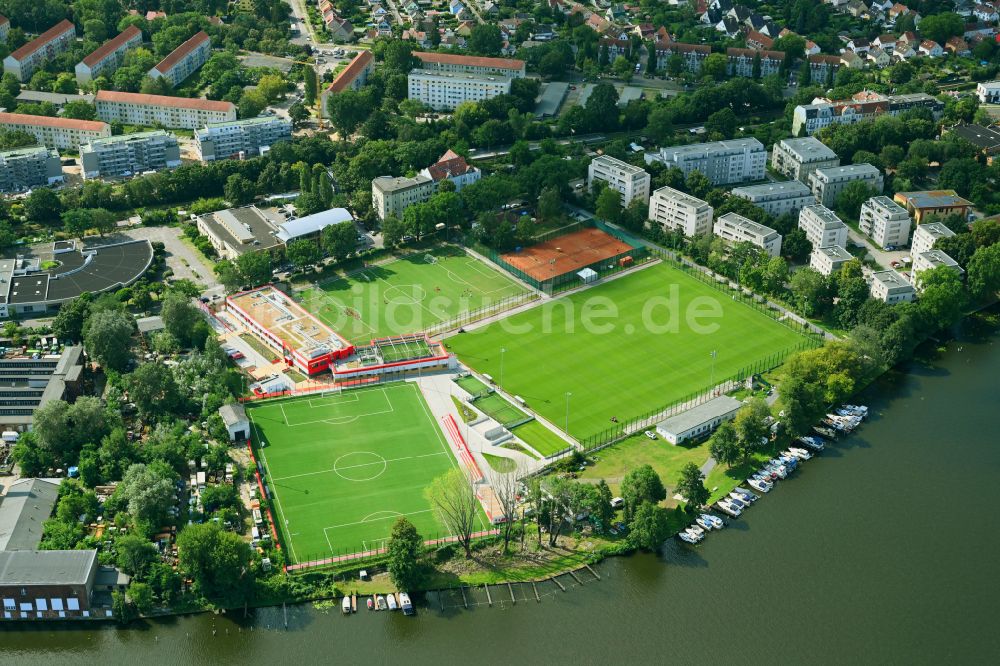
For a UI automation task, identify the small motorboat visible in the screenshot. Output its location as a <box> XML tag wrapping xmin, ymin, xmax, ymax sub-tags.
<box><xmin>788</xmin><ymin>447</ymin><xmax>812</xmax><ymax>460</ymax></box>
<box><xmin>726</xmin><ymin>495</ymin><xmax>747</xmax><ymax>510</ymax></box>
<box><xmin>678</xmin><ymin>530</ymin><xmax>698</xmax><ymax>543</ymax></box>
<box><xmin>813</xmin><ymin>426</ymin><xmax>837</xmax><ymax>439</ymax></box>
<box><xmin>733</xmin><ymin>487</ymin><xmax>758</xmax><ymax>502</ymax></box>
<box><xmin>367</xmin><ymin>597</ymin><xmax>373</xmax><ymax>611</ymax></box>
<box><xmin>760</xmin><ymin>467</ymin><xmax>778</xmax><ymax>481</ymax></box>
<box><xmin>748</xmin><ymin>477</ymin><xmax>770</xmax><ymax>493</ymax></box>
<box><xmin>800</xmin><ymin>436</ymin><xmax>826</xmax><ymax>452</ymax></box>
<box><xmin>696</xmin><ymin>515</ymin><xmax>714</xmax><ymax>531</ymax></box>
<box><xmin>342</xmin><ymin>596</ymin><xmax>351</xmax><ymax>614</ymax></box>
<box><xmin>688</xmin><ymin>524</ymin><xmax>706</xmax><ymax>539</ymax></box>
<box><xmin>386</xmin><ymin>593</ymin><xmax>399</xmax><ymax>611</ymax></box>
<box><xmin>399</xmin><ymin>592</ymin><xmax>414</xmax><ymax>616</ymax></box>
<box><xmin>375</xmin><ymin>595</ymin><xmax>387</xmax><ymax>611</ymax></box>
<box><xmin>717</xmin><ymin>500</ymin><xmax>741</xmax><ymax>517</ymax></box>
<box><xmin>842</xmin><ymin>404</ymin><xmax>868</xmax><ymax>416</ymax></box>
<box><xmin>768</xmin><ymin>461</ymin><xmax>788</xmax><ymax>478</ymax></box>
<box><xmin>700</xmin><ymin>513</ymin><xmax>724</xmax><ymax>530</ymax></box>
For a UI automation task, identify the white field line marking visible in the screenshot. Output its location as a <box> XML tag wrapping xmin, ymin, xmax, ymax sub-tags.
<box><xmin>271</xmin><ymin>451</ymin><xmax>447</xmax><ymax>482</ymax></box>
<box><xmin>323</xmin><ymin>509</ymin><xmax>433</xmax><ymax>532</ymax></box>
<box><xmin>281</xmin><ymin>389</ymin><xmax>394</xmax><ymax>427</ymax></box>
<box><xmin>248</xmin><ymin>415</ymin><xmax>299</xmax><ymax>564</ymax></box>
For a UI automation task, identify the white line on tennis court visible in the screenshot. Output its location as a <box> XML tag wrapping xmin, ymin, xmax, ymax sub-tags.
<box><xmin>271</xmin><ymin>451</ymin><xmax>447</xmax><ymax>481</ymax></box>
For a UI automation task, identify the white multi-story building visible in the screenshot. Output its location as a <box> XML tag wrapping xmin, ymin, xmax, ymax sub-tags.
<box><xmin>859</xmin><ymin>196</ymin><xmax>912</xmax><ymax>249</ymax></box>
<box><xmin>372</xmin><ymin>150</ymin><xmax>480</xmax><ymax>219</ymax></box>
<box><xmin>911</xmin><ymin>249</ymin><xmax>964</xmax><ymax>288</ymax></box>
<box><xmin>976</xmin><ymin>81</ymin><xmax>1000</xmax><ymax>104</ymax></box>
<box><xmin>910</xmin><ymin>221</ymin><xmax>955</xmax><ymax>258</ymax></box>
<box><xmin>75</xmin><ymin>26</ymin><xmax>144</xmax><ymax>85</ymax></box>
<box><xmin>0</xmin><ymin>112</ymin><xmax>111</xmax><ymax>151</ymax></box>
<box><xmin>80</xmin><ymin>130</ymin><xmax>181</xmax><ymax>179</ymax></box>
<box><xmin>407</xmin><ymin>69</ymin><xmax>512</xmax><ymax>111</ymax></box>
<box><xmin>713</xmin><ymin>212</ymin><xmax>782</xmax><ymax>257</ymax></box>
<box><xmin>3</xmin><ymin>19</ymin><xmax>76</xmax><ymax>82</ymax></box>
<box><xmin>731</xmin><ymin>180</ymin><xmax>816</xmax><ymax>217</ymax></box>
<box><xmin>792</xmin><ymin>91</ymin><xmax>944</xmax><ymax>135</ymax></box>
<box><xmin>195</xmin><ymin>116</ymin><xmax>292</xmax><ymax>161</ymax></box>
<box><xmin>647</xmin><ymin>186</ymin><xmax>714</xmax><ymax>237</ymax></box>
<box><xmin>644</xmin><ymin>138</ymin><xmax>766</xmax><ymax>186</ymax></box>
<box><xmin>770</xmin><ymin>137</ymin><xmax>841</xmax><ymax>183</ymax></box>
<box><xmin>809</xmin><ymin>245</ymin><xmax>853</xmax><ymax>276</ymax></box>
<box><xmin>808</xmin><ymin>163</ymin><xmax>883</xmax><ymax>207</ymax></box>
<box><xmin>0</xmin><ymin>146</ymin><xmax>62</xmax><ymax>193</ymax></box>
<box><xmin>148</xmin><ymin>31</ymin><xmax>212</xmax><ymax>87</ymax></box>
<box><xmin>320</xmin><ymin>50</ymin><xmax>374</xmax><ymax>117</ymax></box>
<box><xmin>799</xmin><ymin>204</ymin><xmax>849</xmax><ymax>249</ymax></box>
<box><xmin>588</xmin><ymin>155</ymin><xmax>650</xmax><ymax>206</ymax></box>
<box><xmin>95</xmin><ymin>90</ymin><xmax>237</xmax><ymax>130</ymax></box>
<box><xmin>869</xmin><ymin>269</ymin><xmax>916</xmax><ymax>304</ymax></box>
<box><xmin>413</xmin><ymin>52</ymin><xmax>526</xmax><ymax>78</ymax></box>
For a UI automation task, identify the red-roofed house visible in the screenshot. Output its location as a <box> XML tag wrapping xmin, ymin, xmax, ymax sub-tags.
<box><xmin>95</xmin><ymin>90</ymin><xmax>236</xmax><ymax>129</ymax></box>
<box><xmin>745</xmin><ymin>29</ymin><xmax>774</xmax><ymax>50</ymax></box>
<box><xmin>0</xmin><ymin>112</ymin><xmax>111</xmax><ymax>150</ymax></box>
<box><xmin>727</xmin><ymin>47</ymin><xmax>785</xmax><ymax>77</ymax></box>
<box><xmin>419</xmin><ymin>149</ymin><xmax>480</xmax><ymax>190</ymax></box>
<box><xmin>75</xmin><ymin>26</ymin><xmax>144</xmax><ymax>85</ymax></box>
<box><xmin>413</xmin><ymin>51</ymin><xmax>526</xmax><ymax>77</ymax></box>
<box><xmin>148</xmin><ymin>31</ymin><xmax>211</xmax><ymax>87</ymax></box>
<box><xmin>3</xmin><ymin>19</ymin><xmax>76</xmax><ymax>81</ymax></box>
<box><xmin>0</xmin><ymin>15</ymin><xmax>10</xmax><ymax>43</ymax></box>
<box><xmin>321</xmin><ymin>50</ymin><xmax>375</xmax><ymax>116</ymax></box>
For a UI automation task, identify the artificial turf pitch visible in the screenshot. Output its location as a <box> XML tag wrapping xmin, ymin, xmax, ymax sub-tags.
<box><xmin>247</xmin><ymin>383</ymin><xmax>489</xmax><ymax>562</ymax></box>
<box><xmin>446</xmin><ymin>262</ymin><xmax>812</xmax><ymax>441</ymax></box>
<box><xmin>298</xmin><ymin>245</ymin><xmax>528</xmax><ymax>343</ymax></box>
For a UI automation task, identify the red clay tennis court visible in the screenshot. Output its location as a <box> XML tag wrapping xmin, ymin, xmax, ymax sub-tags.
<box><xmin>500</xmin><ymin>227</ymin><xmax>634</xmax><ymax>282</ymax></box>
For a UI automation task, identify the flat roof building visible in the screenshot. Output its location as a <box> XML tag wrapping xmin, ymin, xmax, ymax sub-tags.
<box><xmin>714</xmin><ymin>212</ymin><xmax>782</xmax><ymax>257</ymax></box>
<box><xmin>944</xmin><ymin>122</ymin><xmax>1000</xmax><ymax>165</ymax></box>
<box><xmin>0</xmin><ymin>346</ymin><xmax>84</xmax><ymax>431</ymax></box>
<box><xmin>3</xmin><ymin>19</ymin><xmax>75</xmax><ymax>82</ymax></box>
<box><xmin>0</xmin><ymin>113</ymin><xmax>110</xmax><ymax>151</ymax></box>
<box><xmin>655</xmin><ymin>396</ymin><xmax>743</xmax><ymax>445</ymax></box>
<box><xmin>75</xmin><ymin>26</ymin><xmax>143</xmax><ymax>85</ymax></box>
<box><xmin>808</xmin><ymin>163</ymin><xmax>883</xmax><ymax>207</ymax></box>
<box><xmin>80</xmin><ymin>130</ymin><xmax>181</xmax><ymax>179</ymax></box>
<box><xmin>912</xmin><ymin>249</ymin><xmax>963</xmax><ymax>288</ymax></box>
<box><xmin>407</xmin><ymin>68</ymin><xmax>512</xmax><ymax>111</ymax></box>
<box><xmin>647</xmin><ymin>185</ymin><xmax>714</xmax><ymax>238</ymax></box>
<box><xmin>911</xmin><ymin>221</ymin><xmax>955</xmax><ymax>257</ymax></box>
<box><xmin>859</xmin><ymin>196</ymin><xmax>911</xmax><ymax>249</ymax></box>
<box><xmin>149</xmin><ymin>31</ymin><xmax>211</xmax><ymax>87</ymax></box>
<box><xmin>413</xmin><ymin>51</ymin><xmax>526</xmax><ymax>78</ymax></box>
<box><xmin>195</xmin><ymin>205</ymin><xmax>353</xmax><ymax>259</ymax></box>
<box><xmin>194</xmin><ymin>115</ymin><xmax>292</xmax><ymax>162</ymax></box>
<box><xmin>95</xmin><ymin>90</ymin><xmax>236</xmax><ymax>130</ymax></box>
<box><xmin>0</xmin><ymin>146</ymin><xmax>62</xmax><ymax>193</ymax></box>
<box><xmin>15</xmin><ymin>90</ymin><xmax>95</xmax><ymax>108</ymax></box>
<box><xmin>0</xmin><ymin>478</ymin><xmax>60</xmax><ymax>551</ymax></box>
<box><xmin>809</xmin><ymin>244</ymin><xmax>853</xmax><ymax>276</ymax></box>
<box><xmin>799</xmin><ymin>204</ymin><xmax>849</xmax><ymax>249</ymax></box>
<box><xmin>587</xmin><ymin>155</ymin><xmax>650</xmax><ymax>206</ymax></box>
<box><xmin>644</xmin><ymin>138</ymin><xmax>766</xmax><ymax>186</ymax></box>
<box><xmin>893</xmin><ymin>190</ymin><xmax>973</xmax><ymax>224</ymax></box>
<box><xmin>869</xmin><ymin>269</ymin><xmax>916</xmax><ymax>304</ymax></box>
<box><xmin>372</xmin><ymin>150</ymin><xmax>479</xmax><ymax>220</ymax></box>
<box><xmin>731</xmin><ymin>180</ymin><xmax>816</xmax><ymax>217</ymax></box>
<box><xmin>770</xmin><ymin>137</ymin><xmax>841</xmax><ymax>183</ymax></box>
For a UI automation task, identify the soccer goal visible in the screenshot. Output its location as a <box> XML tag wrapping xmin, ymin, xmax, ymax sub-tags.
<box><xmin>423</xmin><ymin>254</ymin><xmax>438</xmax><ymax>265</ymax></box>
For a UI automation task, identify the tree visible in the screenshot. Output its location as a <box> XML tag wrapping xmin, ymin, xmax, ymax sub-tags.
<box><xmin>126</xmin><ymin>362</ymin><xmax>181</xmax><ymax>417</ymax></box>
<box><xmin>703</xmin><ymin>53</ymin><xmax>728</xmax><ymax>81</ymax></box>
<box><xmin>327</xmin><ymin>88</ymin><xmax>376</xmax><ymax>136</ymax></box>
<box><xmin>236</xmin><ymin>251</ymin><xmax>272</xmax><ymax>287</ymax></box>
<box><xmin>321</xmin><ymin>222</ymin><xmax>356</xmax><ymax>260</ymax></box>
<box><xmin>24</xmin><ymin>188</ymin><xmax>62</xmax><ymax>225</ymax></box>
<box><xmin>381</xmin><ymin>216</ymin><xmax>406</xmax><ymax>247</ymax></box>
<box><xmin>646</xmin><ymin>106</ymin><xmax>674</xmax><ymax>144</ymax></box>
<box><xmin>425</xmin><ymin>468</ymin><xmax>479</xmax><ymax>558</ymax></box>
<box><xmin>733</xmin><ymin>398</ymin><xmax>771</xmax><ymax>460</ymax></box>
<box><xmin>708</xmin><ymin>421</ymin><xmax>741</xmax><ymax>467</ymax></box>
<box><xmin>116</xmin><ymin>534</ymin><xmax>159</xmax><ymax>578</ymax></box>
<box><xmin>127</xmin><ymin>582</ymin><xmax>154</xmax><ymax>614</ymax></box>
<box><xmin>176</xmin><ymin>522</ymin><xmax>251</xmax><ymax>602</ymax></box>
<box><xmin>705</xmin><ymin>108</ymin><xmax>737</xmax><ymax>140</ymax></box>
<box><xmin>790</xmin><ymin>267</ymin><xmax>832</xmax><ymax>317</ymax></box>
<box><xmin>468</xmin><ymin>23</ymin><xmax>502</xmax><ymax>56</ymax></box>
<box><xmin>918</xmin><ymin>12</ymin><xmax>964</xmax><ymax>44</ymax></box>
<box><xmin>676</xmin><ymin>462</ymin><xmax>710</xmax><ymax>511</ymax></box>
<box><xmin>595</xmin><ymin>186</ymin><xmax>622</xmax><ymax>223</ymax></box>
<box><xmin>584</xmin><ymin>83</ymin><xmax>619</xmax><ymax>130</ymax></box>
<box><xmin>386</xmin><ymin>517</ymin><xmax>424</xmax><ymax>592</ymax></box>
<box><xmin>286</xmin><ymin>238</ymin><xmax>320</xmax><ymax>269</ymax></box>
<box><xmin>966</xmin><ymin>243</ymin><xmax>1000</xmax><ymax>299</ymax></box>
<box><xmin>62</xmin><ymin>100</ymin><xmax>97</xmax><ymax>120</ymax></box>
<box><xmin>116</xmin><ymin>463</ymin><xmax>176</xmax><ymax>528</ymax></box>
<box><xmin>628</xmin><ymin>501</ymin><xmax>669</xmax><ymax>551</ymax></box>
<box><xmin>835</xmin><ymin>180</ymin><xmax>877</xmax><ymax>219</ymax></box>
<box><xmin>84</xmin><ymin>309</ymin><xmax>135</xmax><ymax>371</ymax></box>
<box><xmin>620</xmin><ymin>464</ymin><xmax>666</xmax><ymax>522</ymax></box>
<box><xmin>52</xmin><ymin>293</ymin><xmax>91</xmax><ymax>342</ymax></box>
<box><xmin>160</xmin><ymin>291</ymin><xmax>202</xmax><ymax>348</ymax></box>
<box><xmin>916</xmin><ymin>265</ymin><xmax>968</xmax><ymax>330</ymax></box>
<box><xmin>224</xmin><ymin>174</ymin><xmax>256</xmax><ymax>205</ymax></box>
<box><xmin>537</xmin><ymin>185</ymin><xmax>562</xmax><ymax>221</ymax></box>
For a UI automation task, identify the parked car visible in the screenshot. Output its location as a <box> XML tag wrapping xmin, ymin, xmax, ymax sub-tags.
<box><xmin>644</xmin><ymin>430</ymin><xmax>657</xmax><ymax>440</ymax></box>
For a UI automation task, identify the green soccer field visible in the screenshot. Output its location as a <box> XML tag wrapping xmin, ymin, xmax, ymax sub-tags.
<box><xmin>446</xmin><ymin>262</ymin><xmax>814</xmax><ymax>441</ymax></box>
<box><xmin>297</xmin><ymin>245</ymin><xmax>529</xmax><ymax>343</ymax></box>
<box><xmin>247</xmin><ymin>383</ymin><xmax>489</xmax><ymax>562</ymax></box>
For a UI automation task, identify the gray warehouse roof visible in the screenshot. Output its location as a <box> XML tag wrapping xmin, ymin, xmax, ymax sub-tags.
<box><xmin>657</xmin><ymin>396</ymin><xmax>742</xmax><ymax>434</ymax></box>
<box><xmin>0</xmin><ymin>478</ymin><xmax>61</xmax><ymax>551</ymax></box>
<box><xmin>0</xmin><ymin>549</ymin><xmax>97</xmax><ymax>585</ymax></box>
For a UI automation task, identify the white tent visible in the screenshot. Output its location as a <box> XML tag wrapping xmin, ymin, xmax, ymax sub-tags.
<box><xmin>577</xmin><ymin>267</ymin><xmax>598</xmax><ymax>283</ymax></box>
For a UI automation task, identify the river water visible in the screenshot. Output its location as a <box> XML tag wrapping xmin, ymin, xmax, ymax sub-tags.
<box><xmin>2</xmin><ymin>324</ymin><xmax>998</xmax><ymax>665</ymax></box>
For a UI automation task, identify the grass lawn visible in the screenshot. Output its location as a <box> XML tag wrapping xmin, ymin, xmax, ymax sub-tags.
<box><xmin>455</xmin><ymin>373</ymin><xmax>490</xmax><ymax>396</ymax></box>
<box><xmin>297</xmin><ymin>245</ymin><xmax>528</xmax><ymax>343</ymax></box>
<box><xmin>247</xmin><ymin>383</ymin><xmax>489</xmax><ymax>562</ymax></box>
<box><xmin>510</xmin><ymin>420</ymin><xmax>572</xmax><ymax>457</ymax></box>
<box><xmin>447</xmin><ymin>262</ymin><xmax>812</xmax><ymax>440</ymax></box>
<box><xmin>578</xmin><ymin>434</ymin><xmax>711</xmax><ymax>502</ymax></box>
<box><xmin>483</xmin><ymin>454</ymin><xmax>516</xmax><ymax>473</ymax></box>
<box><xmin>240</xmin><ymin>333</ymin><xmax>280</xmax><ymax>362</ymax></box>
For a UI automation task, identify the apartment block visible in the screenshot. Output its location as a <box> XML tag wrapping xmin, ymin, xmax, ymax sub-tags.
<box><xmin>808</xmin><ymin>164</ymin><xmax>883</xmax><ymax>207</ymax></box>
<box><xmin>0</xmin><ymin>15</ymin><xmax>8</xmax><ymax>44</ymax></box>
<box><xmin>792</xmin><ymin>91</ymin><xmax>944</xmax><ymax>136</ymax></box>
<box><xmin>95</xmin><ymin>90</ymin><xmax>236</xmax><ymax>129</ymax></box>
<box><xmin>407</xmin><ymin>69</ymin><xmax>512</xmax><ymax>111</ymax></box>
<box><xmin>587</xmin><ymin>155</ymin><xmax>650</xmax><ymax>206</ymax></box>
<box><xmin>647</xmin><ymin>186</ymin><xmax>714</xmax><ymax>237</ymax></box>
<box><xmin>75</xmin><ymin>26</ymin><xmax>143</xmax><ymax>85</ymax></box>
<box><xmin>413</xmin><ymin>52</ymin><xmax>525</xmax><ymax>78</ymax></box>
<box><xmin>654</xmin><ymin>41</ymin><xmax>711</xmax><ymax>73</ymax></box>
<box><xmin>713</xmin><ymin>212</ymin><xmax>782</xmax><ymax>257</ymax></box>
<box><xmin>80</xmin><ymin>130</ymin><xmax>181</xmax><ymax>179</ymax></box>
<box><xmin>869</xmin><ymin>269</ymin><xmax>916</xmax><ymax>304</ymax></box>
<box><xmin>976</xmin><ymin>80</ymin><xmax>1000</xmax><ymax>104</ymax></box>
<box><xmin>195</xmin><ymin>116</ymin><xmax>292</xmax><ymax>162</ymax></box>
<box><xmin>911</xmin><ymin>249</ymin><xmax>963</xmax><ymax>288</ymax></box>
<box><xmin>148</xmin><ymin>31</ymin><xmax>211</xmax><ymax>87</ymax></box>
<box><xmin>910</xmin><ymin>221</ymin><xmax>955</xmax><ymax>257</ymax></box>
<box><xmin>371</xmin><ymin>174</ymin><xmax>435</xmax><ymax>220</ymax></box>
<box><xmin>320</xmin><ymin>50</ymin><xmax>374</xmax><ymax>117</ymax></box>
<box><xmin>809</xmin><ymin>245</ymin><xmax>853</xmax><ymax>276</ymax></box>
<box><xmin>770</xmin><ymin>137</ymin><xmax>841</xmax><ymax>183</ymax></box>
<box><xmin>731</xmin><ymin>180</ymin><xmax>816</xmax><ymax>217</ymax></box>
<box><xmin>644</xmin><ymin>138</ymin><xmax>766</xmax><ymax>186</ymax></box>
<box><xmin>3</xmin><ymin>19</ymin><xmax>76</xmax><ymax>81</ymax></box>
<box><xmin>0</xmin><ymin>146</ymin><xmax>63</xmax><ymax>193</ymax></box>
<box><xmin>0</xmin><ymin>112</ymin><xmax>111</xmax><ymax>151</ymax></box>
<box><xmin>859</xmin><ymin>196</ymin><xmax>912</xmax><ymax>249</ymax></box>
<box><xmin>798</xmin><ymin>204</ymin><xmax>849</xmax><ymax>249</ymax></box>
<box><xmin>726</xmin><ymin>48</ymin><xmax>784</xmax><ymax>77</ymax></box>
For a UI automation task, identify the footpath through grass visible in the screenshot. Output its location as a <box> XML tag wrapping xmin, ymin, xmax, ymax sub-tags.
<box><xmin>447</xmin><ymin>262</ymin><xmax>811</xmax><ymax>440</ymax></box>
